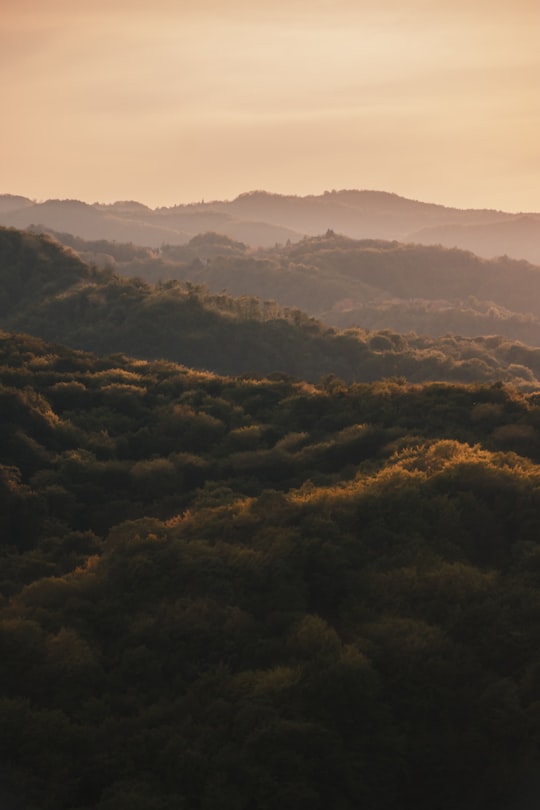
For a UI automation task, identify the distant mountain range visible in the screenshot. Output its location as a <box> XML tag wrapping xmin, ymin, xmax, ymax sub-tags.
<box><xmin>2</xmin><ymin>190</ymin><xmax>540</xmax><ymax>262</ymax></box>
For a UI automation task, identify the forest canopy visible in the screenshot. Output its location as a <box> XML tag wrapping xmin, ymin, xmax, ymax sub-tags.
<box><xmin>2</xmin><ymin>330</ymin><xmax>540</xmax><ymax>808</ymax></box>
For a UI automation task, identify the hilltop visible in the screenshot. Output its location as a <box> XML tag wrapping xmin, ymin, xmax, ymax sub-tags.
<box><xmin>2</xmin><ymin>189</ymin><xmax>540</xmax><ymax>261</ymax></box>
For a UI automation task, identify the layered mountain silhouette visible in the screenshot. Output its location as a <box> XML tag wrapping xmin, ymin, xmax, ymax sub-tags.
<box><xmin>39</xmin><ymin>228</ymin><xmax>540</xmax><ymax>348</ymax></box>
<box><xmin>2</xmin><ymin>225</ymin><xmax>540</xmax><ymax>387</ymax></box>
<box><xmin>4</xmin><ymin>196</ymin><xmax>540</xmax><ymax>810</ymax></box>
<box><xmin>409</xmin><ymin>215</ymin><xmax>540</xmax><ymax>265</ymax></box>
<box><xmin>2</xmin><ymin>190</ymin><xmax>540</xmax><ymax>261</ymax></box>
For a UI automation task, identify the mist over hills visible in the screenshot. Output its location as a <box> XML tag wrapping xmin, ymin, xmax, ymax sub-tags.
<box><xmin>409</xmin><ymin>215</ymin><xmax>540</xmax><ymax>265</ymax></box>
<box><xmin>40</xmin><ymin>227</ymin><xmax>540</xmax><ymax>349</ymax></box>
<box><xmin>3</xmin><ymin>226</ymin><xmax>540</xmax><ymax>388</ymax></box>
<box><xmin>2</xmin><ymin>189</ymin><xmax>540</xmax><ymax>262</ymax></box>
<box><xmin>0</xmin><ymin>195</ymin><xmax>299</xmax><ymax>250</ymax></box>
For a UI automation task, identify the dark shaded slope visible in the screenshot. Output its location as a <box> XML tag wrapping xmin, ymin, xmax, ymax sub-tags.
<box><xmin>0</xmin><ymin>228</ymin><xmax>94</xmax><ymax>316</ymax></box>
<box><xmin>2</xmin><ymin>332</ymin><xmax>540</xmax><ymax>809</ymax></box>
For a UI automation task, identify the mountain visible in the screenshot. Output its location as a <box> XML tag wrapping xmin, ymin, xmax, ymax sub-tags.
<box><xmin>3</xmin><ymin>226</ymin><xmax>540</xmax><ymax>388</ymax></box>
<box><xmin>0</xmin><ymin>198</ymin><xmax>192</xmax><ymax>245</ymax></box>
<box><xmin>0</xmin><ymin>193</ymin><xmax>34</xmax><ymax>214</ymax></box>
<box><xmin>0</xmin><ymin>195</ymin><xmax>302</xmax><ymax>248</ymax></box>
<box><xmin>216</xmin><ymin>189</ymin><xmax>493</xmax><ymax>238</ymax></box>
<box><xmin>2</xmin><ymin>189</ymin><xmax>540</xmax><ymax>261</ymax></box>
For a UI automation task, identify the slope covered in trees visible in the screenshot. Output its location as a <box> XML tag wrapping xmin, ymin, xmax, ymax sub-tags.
<box><xmin>2</xmin><ymin>331</ymin><xmax>540</xmax><ymax>808</ymax></box>
<box><xmin>44</xmin><ymin>228</ymin><xmax>540</xmax><ymax>347</ymax></box>
<box><xmin>3</xmin><ymin>227</ymin><xmax>540</xmax><ymax>388</ymax></box>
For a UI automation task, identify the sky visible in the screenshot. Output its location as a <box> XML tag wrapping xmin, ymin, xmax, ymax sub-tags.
<box><xmin>2</xmin><ymin>0</ymin><xmax>539</xmax><ymax>211</ymax></box>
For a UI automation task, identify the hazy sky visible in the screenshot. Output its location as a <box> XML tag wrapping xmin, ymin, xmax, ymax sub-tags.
<box><xmin>2</xmin><ymin>0</ymin><xmax>539</xmax><ymax>210</ymax></box>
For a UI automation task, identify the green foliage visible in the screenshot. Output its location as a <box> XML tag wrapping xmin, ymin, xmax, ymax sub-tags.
<box><xmin>1</xmin><ymin>332</ymin><xmax>540</xmax><ymax>807</ymax></box>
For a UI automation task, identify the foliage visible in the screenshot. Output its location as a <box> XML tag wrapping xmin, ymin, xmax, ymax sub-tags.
<box><xmin>1</xmin><ymin>332</ymin><xmax>540</xmax><ymax>807</ymax></box>
<box><xmin>46</xmin><ymin>227</ymin><xmax>540</xmax><ymax>346</ymax></box>
<box><xmin>3</xmin><ymin>227</ymin><xmax>540</xmax><ymax>388</ymax></box>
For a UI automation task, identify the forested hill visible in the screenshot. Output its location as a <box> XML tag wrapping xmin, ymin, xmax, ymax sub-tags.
<box><xmin>3</xmin><ymin>331</ymin><xmax>540</xmax><ymax>808</ymax></box>
<box><xmin>4</xmin><ymin>189</ymin><xmax>540</xmax><ymax>262</ymax></box>
<box><xmin>3</xmin><ymin>226</ymin><xmax>540</xmax><ymax>387</ymax></box>
<box><xmin>45</xmin><ymin>228</ymin><xmax>540</xmax><ymax>347</ymax></box>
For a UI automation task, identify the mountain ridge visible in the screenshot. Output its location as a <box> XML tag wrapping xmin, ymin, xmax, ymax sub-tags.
<box><xmin>2</xmin><ymin>189</ymin><xmax>539</xmax><ymax>261</ymax></box>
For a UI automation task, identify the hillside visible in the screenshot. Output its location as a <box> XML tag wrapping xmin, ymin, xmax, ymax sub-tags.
<box><xmin>0</xmin><ymin>196</ymin><xmax>301</xmax><ymax>249</ymax></box>
<box><xmin>2</xmin><ymin>330</ymin><xmax>540</xmax><ymax>808</ymax></box>
<box><xmin>43</xmin><ymin>228</ymin><xmax>540</xmax><ymax>348</ymax></box>
<box><xmin>409</xmin><ymin>215</ymin><xmax>540</xmax><ymax>265</ymax></box>
<box><xmin>3</xmin><ymin>189</ymin><xmax>540</xmax><ymax>261</ymax></box>
<box><xmin>3</xmin><ymin>227</ymin><xmax>540</xmax><ymax>387</ymax></box>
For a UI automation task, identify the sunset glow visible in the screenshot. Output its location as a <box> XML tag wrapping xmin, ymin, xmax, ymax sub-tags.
<box><xmin>2</xmin><ymin>0</ymin><xmax>539</xmax><ymax>210</ymax></box>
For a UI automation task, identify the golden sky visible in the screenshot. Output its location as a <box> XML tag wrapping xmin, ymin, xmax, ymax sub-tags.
<box><xmin>2</xmin><ymin>0</ymin><xmax>539</xmax><ymax>210</ymax></box>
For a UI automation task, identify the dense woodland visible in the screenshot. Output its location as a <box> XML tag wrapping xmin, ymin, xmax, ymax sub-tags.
<box><xmin>44</xmin><ymin>227</ymin><xmax>540</xmax><ymax>347</ymax></box>
<box><xmin>4</xmin><ymin>224</ymin><xmax>540</xmax><ymax>808</ymax></box>
<box><xmin>3</xmin><ymin>227</ymin><xmax>540</xmax><ymax>388</ymax></box>
<box><xmin>2</xmin><ymin>331</ymin><xmax>540</xmax><ymax>808</ymax></box>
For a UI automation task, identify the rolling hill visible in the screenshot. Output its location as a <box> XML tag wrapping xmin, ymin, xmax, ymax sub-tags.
<box><xmin>2</xmin><ymin>226</ymin><xmax>540</xmax><ymax>388</ymax></box>
<box><xmin>2</xmin><ymin>329</ymin><xmax>540</xmax><ymax>809</ymax></box>
<box><xmin>2</xmin><ymin>189</ymin><xmax>540</xmax><ymax>261</ymax></box>
<box><xmin>40</xmin><ymin>228</ymin><xmax>540</xmax><ymax>348</ymax></box>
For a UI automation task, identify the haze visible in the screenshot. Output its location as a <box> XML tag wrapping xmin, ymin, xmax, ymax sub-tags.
<box><xmin>2</xmin><ymin>0</ymin><xmax>539</xmax><ymax>211</ymax></box>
